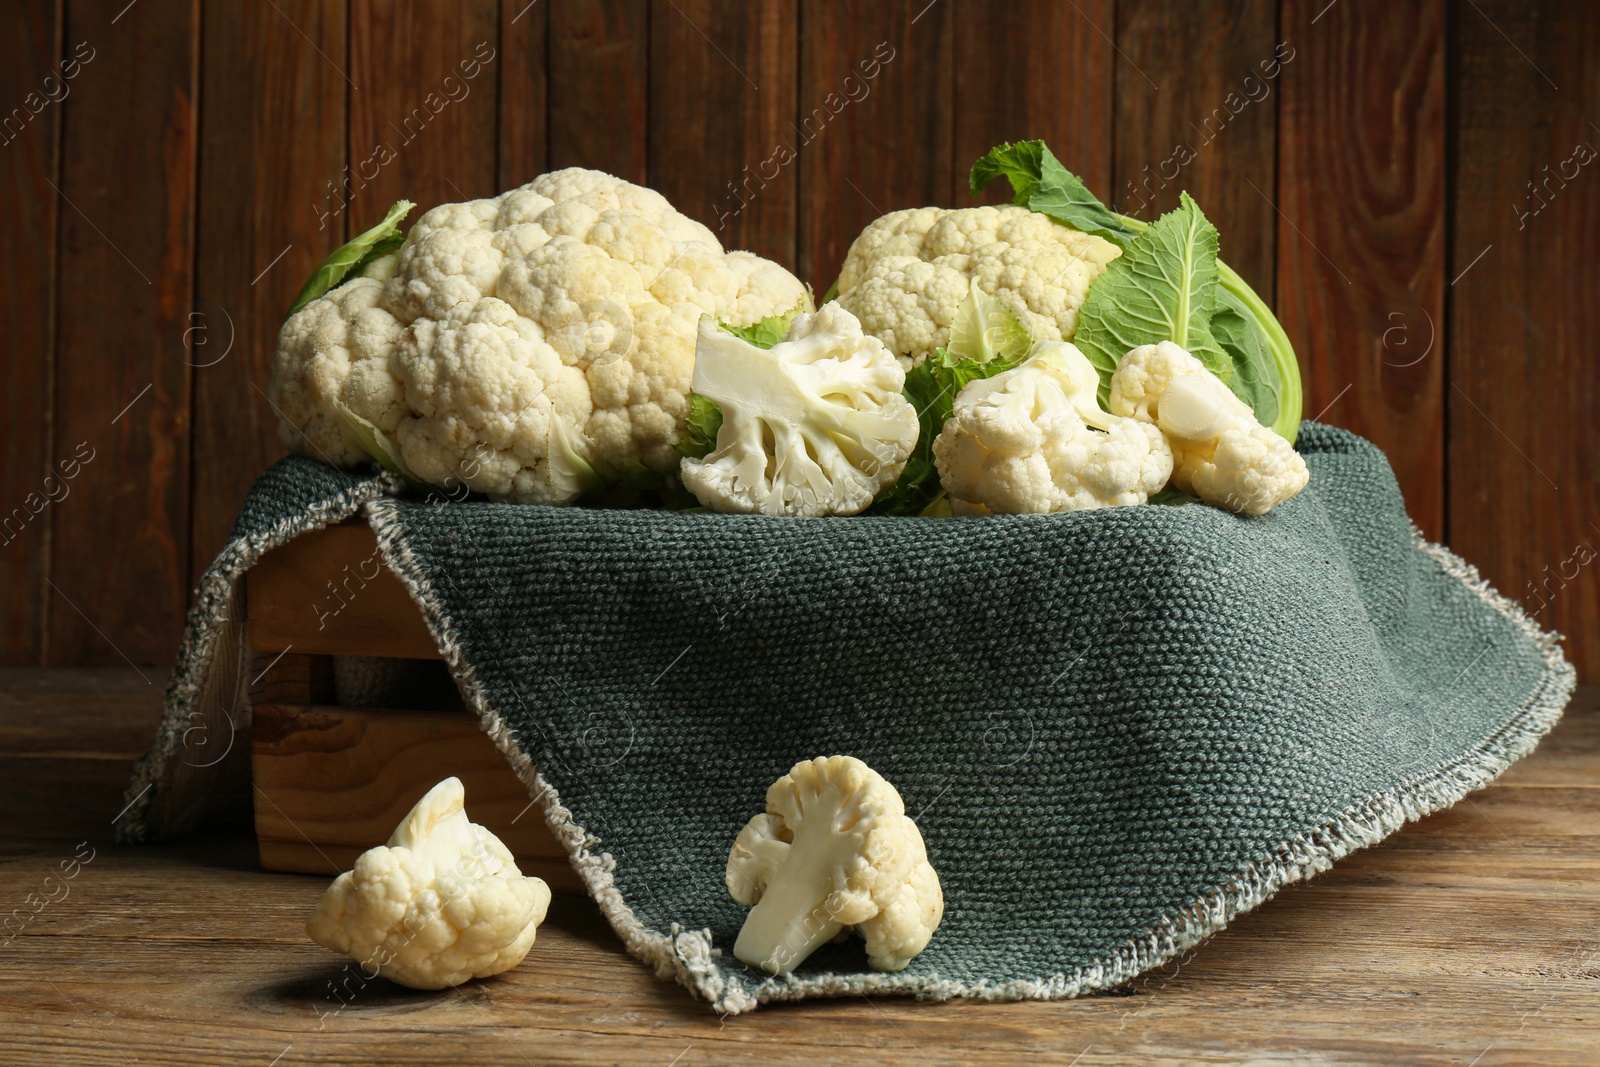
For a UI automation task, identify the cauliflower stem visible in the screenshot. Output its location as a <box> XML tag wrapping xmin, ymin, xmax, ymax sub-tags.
<box><xmin>727</xmin><ymin>756</ymin><xmax>943</xmax><ymax>976</ymax></box>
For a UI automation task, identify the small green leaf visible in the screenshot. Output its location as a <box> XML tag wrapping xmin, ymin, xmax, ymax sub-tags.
<box><xmin>677</xmin><ymin>301</ymin><xmax>804</xmax><ymax>458</ymax></box>
<box><xmin>674</xmin><ymin>393</ymin><xmax>725</xmax><ymax>459</ymax></box>
<box><xmin>871</xmin><ymin>298</ymin><xmax>1034</xmax><ymax>516</ymax></box>
<box><xmin>332</xmin><ymin>399</ymin><xmax>416</xmax><ymax>483</ymax></box>
<box><xmin>1072</xmin><ymin>193</ymin><xmax>1228</xmax><ymax>403</ymax></box>
<box><xmin>970</xmin><ymin>140</ymin><xmax>1140</xmax><ymax>248</ymax></box>
<box><xmin>1148</xmin><ymin>489</ymin><xmax>1201</xmax><ymax>506</ymax></box>
<box><xmin>719</xmin><ymin>301</ymin><xmax>806</xmax><ymax>350</ymax></box>
<box><xmin>286</xmin><ymin>200</ymin><xmax>415</xmax><ymax>321</ymax></box>
<box><xmin>969</xmin><ymin>140</ymin><xmax>1049</xmax><ymax>204</ymax></box>
<box><xmin>943</xmin><ymin>278</ymin><xmax>1032</xmax><ymax>366</ymax></box>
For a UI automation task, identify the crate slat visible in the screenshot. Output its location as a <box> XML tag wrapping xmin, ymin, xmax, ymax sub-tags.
<box><xmin>247</xmin><ymin>523</ymin><xmax>442</xmax><ymax>659</ymax></box>
<box><xmin>252</xmin><ymin>703</ymin><xmax>579</xmax><ymax>892</ymax></box>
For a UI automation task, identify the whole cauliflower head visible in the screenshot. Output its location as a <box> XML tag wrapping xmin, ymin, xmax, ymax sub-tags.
<box><xmin>726</xmin><ymin>755</ymin><xmax>943</xmax><ymax>975</ymax></box>
<box><xmin>1110</xmin><ymin>341</ymin><xmax>1309</xmax><ymax>515</ymax></box>
<box><xmin>834</xmin><ymin>205</ymin><xmax>1121</xmax><ymax>370</ymax></box>
<box><xmin>934</xmin><ymin>341</ymin><xmax>1174</xmax><ymax>516</ymax></box>
<box><xmin>269</xmin><ymin>169</ymin><xmax>810</xmax><ymax>502</ymax></box>
<box><xmin>680</xmin><ymin>304</ymin><xmax>919</xmax><ymax>516</ymax></box>
<box><xmin>305</xmin><ymin>777</ymin><xmax>551</xmax><ymax>990</ymax></box>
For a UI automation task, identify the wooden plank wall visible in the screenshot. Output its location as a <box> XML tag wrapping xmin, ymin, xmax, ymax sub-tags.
<box><xmin>4</xmin><ymin>1</ymin><xmax>1596</xmax><ymax>679</ymax></box>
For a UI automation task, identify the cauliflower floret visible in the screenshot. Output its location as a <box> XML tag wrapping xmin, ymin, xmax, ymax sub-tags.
<box><xmin>836</xmin><ymin>205</ymin><xmax>1121</xmax><ymax>369</ymax></box>
<box><xmin>1110</xmin><ymin>341</ymin><xmax>1309</xmax><ymax>515</ymax></box>
<box><xmin>392</xmin><ymin>298</ymin><xmax>596</xmax><ymax>504</ymax></box>
<box><xmin>306</xmin><ymin>777</ymin><xmax>551</xmax><ymax>990</ymax></box>
<box><xmin>727</xmin><ymin>755</ymin><xmax>943</xmax><ymax>975</ymax></box>
<box><xmin>269</xmin><ymin>169</ymin><xmax>811</xmax><ymax>497</ymax></box>
<box><xmin>934</xmin><ymin>342</ymin><xmax>1174</xmax><ymax>516</ymax></box>
<box><xmin>679</xmin><ymin>304</ymin><xmax>919</xmax><ymax>516</ymax></box>
<box><xmin>270</xmin><ymin>277</ymin><xmax>406</xmax><ymax>465</ymax></box>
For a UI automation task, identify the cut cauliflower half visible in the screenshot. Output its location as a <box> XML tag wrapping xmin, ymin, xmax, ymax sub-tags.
<box><xmin>934</xmin><ymin>342</ymin><xmax>1173</xmax><ymax>516</ymax></box>
<box><xmin>305</xmin><ymin>777</ymin><xmax>551</xmax><ymax>990</ymax></box>
<box><xmin>727</xmin><ymin>755</ymin><xmax>943</xmax><ymax>975</ymax></box>
<box><xmin>679</xmin><ymin>304</ymin><xmax>919</xmax><ymax>516</ymax></box>
<box><xmin>834</xmin><ymin>205</ymin><xmax>1121</xmax><ymax>370</ymax></box>
<box><xmin>269</xmin><ymin>169</ymin><xmax>810</xmax><ymax>500</ymax></box>
<box><xmin>1110</xmin><ymin>341</ymin><xmax>1309</xmax><ymax>515</ymax></box>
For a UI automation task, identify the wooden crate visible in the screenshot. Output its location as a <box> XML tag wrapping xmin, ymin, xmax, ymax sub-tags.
<box><xmin>246</xmin><ymin>521</ymin><xmax>579</xmax><ymax>891</ymax></box>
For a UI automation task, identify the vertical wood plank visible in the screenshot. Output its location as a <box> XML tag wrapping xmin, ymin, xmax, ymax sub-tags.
<box><xmin>650</xmin><ymin>0</ymin><xmax>797</xmax><ymax>267</ymax></box>
<box><xmin>50</xmin><ymin>0</ymin><xmax>198</xmax><ymax>666</ymax></box>
<box><xmin>799</xmin><ymin>0</ymin><xmax>954</xmax><ymax>292</ymax></box>
<box><xmin>349</xmin><ymin>0</ymin><xmax>501</xmax><ymax>216</ymax></box>
<box><xmin>0</xmin><ymin>1</ymin><xmax>61</xmax><ymax>664</ymax></box>
<box><xmin>548</xmin><ymin>0</ymin><xmax>647</xmax><ymax>184</ymax></box>
<box><xmin>1451</xmin><ymin>1</ymin><xmax>1599</xmax><ymax>678</ymax></box>
<box><xmin>498</xmin><ymin>0</ymin><xmax>549</xmax><ymax>189</ymax></box>
<box><xmin>954</xmin><ymin>0</ymin><xmax>1113</xmax><ymax>206</ymax></box>
<box><xmin>191</xmin><ymin>0</ymin><xmax>348</xmax><ymax>587</ymax></box>
<box><xmin>1278</xmin><ymin>0</ymin><xmax>1446</xmax><ymax>539</ymax></box>
<box><xmin>1114</xmin><ymin>0</ymin><xmax>1279</xmax><ymax>298</ymax></box>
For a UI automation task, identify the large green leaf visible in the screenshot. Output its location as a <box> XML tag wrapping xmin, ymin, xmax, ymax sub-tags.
<box><xmin>1072</xmin><ymin>193</ymin><xmax>1229</xmax><ymax>404</ymax></box>
<box><xmin>1210</xmin><ymin>287</ymin><xmax>1279</xmax><ymax>430</ymax></box>
<box><xmin>285</xmin><ymin>200</ymin><xmax>414</xmax><ymax>321</ymax></box>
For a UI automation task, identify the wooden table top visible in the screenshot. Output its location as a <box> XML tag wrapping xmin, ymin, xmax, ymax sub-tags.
<box><xmin>3</xmin><ymin>668</ymin><xmax>1596</xmax><ymax>1066</ymax></box>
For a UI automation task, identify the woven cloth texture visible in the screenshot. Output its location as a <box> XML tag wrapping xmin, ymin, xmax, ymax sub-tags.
<box><xmin>121</xmin><ymin>423</ymin><xmax>1573</xmax><ymax>1011</ymax></box>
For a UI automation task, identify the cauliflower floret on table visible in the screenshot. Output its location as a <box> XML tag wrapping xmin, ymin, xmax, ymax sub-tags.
<box><xmin>726</xmin><ymin>755</ymin><xmax>943</xmax><ymax>975</ymax></box>
<box><xmin>306</xmin><ymin>777</ymin><xmax>551</xmax><ymax>990</ymax></box>
<box><xmin>269</xmin><ymin>168</ymin><xmax>810</xmax><ymax>502</ymax></box>
<box><xmin>1110</xmin><ymin>341</ymin><xmax>1309</xmax><ymax>515</ymax></box>
<box><xmin>933</xmin><ymin>342</ymin><xmax>1174</xmax><ymax>516</ymax></box>
<box><xmin>679</xmin><ymin>304</ymin><xmax>919</xmax><ymax>517</ymax></box>
<box><xmin>834</xmin><ymin>205</ymin><xmax>1121</xmax><ymax>370</ymax></box>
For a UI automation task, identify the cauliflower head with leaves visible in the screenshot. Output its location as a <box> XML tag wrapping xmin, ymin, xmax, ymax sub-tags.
<box><xmin>1110</xmin><ymin>341</ymin><xmax>1308</xmax><ymax>515</ymax></box>
<box><xmin>833</xmin><ymin>205</ymin><xmax>1121</xmax><ymax>370</ymax></box>
<box><xmin>305</xmin><ymin>777</ymin><xmax>551</xmax><ymax>990</ymax></box>
<box><xmin>269</xmin><ymin>169</ymin><xmax>810</xmax><ymax>503</ymax></box>
<box><xmin>934</xmin><ymin>341</ymin><xmax>1174</xmax><ymax>516</ymax></box>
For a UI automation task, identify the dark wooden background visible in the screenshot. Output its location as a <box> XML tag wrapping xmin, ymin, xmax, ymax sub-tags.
<box><xmin>2</xmin><ymin>1</ymin><xmax>1595</xmax><ymax>678</ymax></box>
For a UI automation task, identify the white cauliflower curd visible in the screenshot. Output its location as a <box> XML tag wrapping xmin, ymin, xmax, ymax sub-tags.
<box><xmin>305</xmin><ymin>777</ymin><xmax>551</xmax><ymax>990</ymax></box>
<box><xmin>1110</xmin><ymin>341</ymin><xmax>1308</xmax><ymax>515</ymax></box>
<box><xmin>680</xmin><ymin>304</ymin><xmax>919</xmax><ymax>516</ymax></box>
<box><xmin>833</xmin><ymin>205</ymin><xmax>1122</xmax><ymax>370</ymax></box>
<box><xmin>934</xmin><ymin>342</ymin><xmax>1173</xmax><ymax>516</ymax></box>
<box><xmin>269</xmin><ymin>169</ymin><xmax>810</xmax><ymax>503</ymax></box>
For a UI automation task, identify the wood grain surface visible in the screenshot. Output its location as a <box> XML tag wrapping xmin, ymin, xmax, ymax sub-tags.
<box><xmin>192</xmin><ymin>0</ymin><xmax>349</xmax><ymax>586</ymax></box>
<box><xmin>252</xmin><ymin>702</ymin><xmax>577</xmax><ymax>890</ymax></box>
<box><xmin>798</xmin><ymin>0</ymin><xmax>954</xmax><ymax>291</ymax></box>
<box><xmin>0</xmin><ymin>0</ymin><xmax>60</xmax><ymax>666</ymax></box>
<box><xmin>48</xmin><ymin>0</ymin><xmax>198</xmax><ymax>667</ymax></box>
<box><xmin>7</xmin><ymin>3</ymin><xmax>1598</xmax><ymax>683</ymax></box>
<box><xmin>955</xmin><ymin>0</ymin><xmax>1114</xmax><ymax>207</ymax></box>
<box><xmin>498</xmin><ymin>0</ymin><xmax>549</xmax><ymax>189</ymax></box>
<box><xmin>548</xmin><ymin>0</ymin><xmax>647</xmax><ymax>182</ymax></box>
<box><xmin>348</xmin><ymin>0</ymin><xmax>501</xmax><ymax>217</ymax></box>
<box><xmin>247</xmin><ymin>522</ymin><xmax>441</xmax><ymax>661</ymax></box>
<box><xmin>1450</xmin><ymin>1</ymin><xmax>1600</xmax><ymax>679</ymax></box>
<box><xmin>3</xmin><ymin>668</ymin><xmax>1598</xmax><ymax>1065</ymax></box>
<box><xmin>1278</xmin><ymin>0</ymin><xmax>1447</xmax><ymax>540</ymax></box>
<box><xmin>1114</xmin><ymin>0</ymin><xmax>1278</xmax><ymax>295</ymax></box>
<box><xmin>652</xmin><ymin>0</ymin><xmax>799</xmax><ymax>268</ymax></box>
